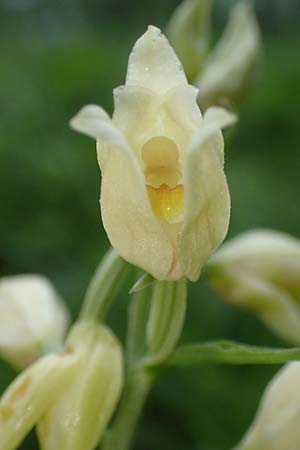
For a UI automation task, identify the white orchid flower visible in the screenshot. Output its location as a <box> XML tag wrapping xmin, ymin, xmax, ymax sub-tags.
<box><xmin>71</xmin><ymin>26</ymin><xmax>236</xmax><ymax>281</ymax></box>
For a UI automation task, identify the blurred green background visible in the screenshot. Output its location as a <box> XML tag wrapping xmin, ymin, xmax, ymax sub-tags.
<box><xmin>0</xmin><ymin>0</ymin><xmax>300</xmax><ymax>449</ymax></box>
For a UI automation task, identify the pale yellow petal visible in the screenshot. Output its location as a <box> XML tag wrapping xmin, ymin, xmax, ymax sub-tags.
<box><xmin>236</xmin><ymin>363</ymin><xmax>300</xmax><ymax>450</ymax></box>
<box><xmin>211</xmin><ymin>230</ymin><xmax>300</xmax><ymax>299</ymax></box>
<box><xmin>164</xmin><ymin>84</ymin><xmax>202</xmax><ymax>133</ymax></box>
<box><xmin>70</xmin><ymin>105</ymin><xmax>115</xmax><ymax>141</ymax></box>
<box><xmin>202</xmin><ymin>107</ymin><xmax>237</xmax><ymax>165</ymax></box>
<box><xmin>0</xmin><ymin>353</ymin><xmax>78</xmax><ymax>450</ymax></box>
<box><xmin>213</xmin><ymin>271</ymin><xmax>300</xmax><ymax>344</ymax></box>
<box><xmin>113</xmin><ymin>85</ymin><xmax>197</xmax><ymax>163</ymax></box>
<box><xmin>0</xmin><ymin>275</ymin><xmax>69</xmax><ymax>369</ymax></box>
<box><xmin>71</xmin><ymin>103</ymin><xmax>174</xmax><ymax>279</ymax></box>
<box><xmin>180</xmin><ymin>114</ymin><xmax>235</xmax><ymax>281</ymax></box>
<box><xmin>203</xmin><ymin>106</ymin><xmax>237</xmax><ymax>129</ymax></box>
<box><xmin>126</xmin><ymin>26</ymin><xmax>187</xmax><ymax>94</ymax></box>
<box><xmin>37</xmin><ymin>323</ymin><xmax>123</xmax><ymax>450</ymax></box>
<box><xmin>99</xmin><ymin>138</ymin><xmax>174</xmax><ymax>279</ymax></box>
<box><xmin>113</xmin><ymin>85</ymin><xmax>158</xmax><ymax>154</ymax></box>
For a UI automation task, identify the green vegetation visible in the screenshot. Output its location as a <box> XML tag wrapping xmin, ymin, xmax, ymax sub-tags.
<box><xmin>0</xmin><ymin>1</ymin><xmax>299</xmax><ymax>449</ymax></box>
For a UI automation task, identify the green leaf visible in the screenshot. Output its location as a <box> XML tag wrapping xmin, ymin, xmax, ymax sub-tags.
<box><xmin>164</xmin><ymin>341</ymin><xmax>300</xmax><ymax>367</ymax></box>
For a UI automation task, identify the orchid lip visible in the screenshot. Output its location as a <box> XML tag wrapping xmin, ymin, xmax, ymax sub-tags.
<box><xmin>141</xmin><ymin>135</ymin><xmax>184</xmax><ymax>223</ymax></box>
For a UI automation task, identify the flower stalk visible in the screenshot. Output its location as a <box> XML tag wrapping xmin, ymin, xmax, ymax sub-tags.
<box><xmin>100</xmin><ymin>368</ymin><xmax>153</xmax><ymax>450</ymax></box>
<box><xmin>79</xmin><ymin>248</ymin><xmax>130</xmax><ymax>323</ymax></box>
<box><xmin>100</xmin><ymin>278</ymin><xmax>187</xmax><ymax>450</ymax></box>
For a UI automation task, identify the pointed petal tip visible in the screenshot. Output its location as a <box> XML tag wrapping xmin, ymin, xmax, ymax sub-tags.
<box><xmin>69</xmin><ymin>104</ymin><xmax>111</xmax><ymax>140</ymax></box>
<box><xmin>134</xmin><ymin>25</ymin><xmax>166</xmax><ymax>50</ymax></box>
<box><xmin>204</xmin><ymin>106</ymin><xmax>238</xmax><ymax>130</ymax></box>
<box><xmin>146</xmin><ymin>25</ymin><xmax>163</xmax><ymax>35</ymax></box>
<box><xmin>126</xmin><ymin>24</ymin><xmax>187</xmax><ymax>93</ymax></box>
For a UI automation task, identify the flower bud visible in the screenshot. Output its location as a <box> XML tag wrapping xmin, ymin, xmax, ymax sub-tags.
<box><xmin>37</xmin><ymin>321</ymin><xmax>123</xmax><ymax>450</ymax></box>
<box><xmin>166</xmin><ymin>0</ymin><xmax>213</xmax><ymax>80</ymax></box>
<box><xmin>208</xmin><ymin>230</ymin><xmax>300</xmax><ymax>343</ymax></box>
<box><xmin>196</xmin><ymin>2</ymin><xmax>261</xmax><ymax>110</ymax></box>
<box><xmin>0</xmin><ymin>275</ymin><xmax>69</xmax><ymax>369</ymax></box>
<box><xmin>235</xmin><ymin>362</ymin><xmax>300</xmax><ymax>450</ymax></box>
<box><xmin>0</xmin><ymin>352</ymin><xmax>78</xmax><ymax>450</ymax></box>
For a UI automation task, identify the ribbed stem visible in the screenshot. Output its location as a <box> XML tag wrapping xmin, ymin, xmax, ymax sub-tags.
<box><xmin>79</xmin><ymin>248</ymin><xmax>130</xmax><ymax>322</ymax></box>
<box><xmin>100</xmin><ymin>369</ymin><xmax>154</xmax><ymax>450</ymax></box>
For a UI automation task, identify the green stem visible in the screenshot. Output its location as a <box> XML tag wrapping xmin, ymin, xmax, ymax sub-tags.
<box><xmin>145</xmin><ymin>279</ymin><xmax>187</xmax><ymax>366</ymax></box>
<box><xmin>79</xmin><ymin>248</ymin><xmax>130</xmax><ymax>323</ymax></box>
<box><xmin>100</xmin><ymin>368</ymin><xmax>154</xmax><ymax>450</ymax></box>
<box><xmin>126</xmin><ymin>286</ymin><xmax>152</xmax><ymax>368</ymax></box>
<box><xmin>100</xmin><ymin>279</ymin><xmax>187</xmax><ymax>450</ymax></box>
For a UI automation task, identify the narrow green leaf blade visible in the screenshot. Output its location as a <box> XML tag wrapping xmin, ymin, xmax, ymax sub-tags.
<box><xmin>164</xmin><ymin>341</ymin><xmax>300</xmax><ymax>368</ymax></box>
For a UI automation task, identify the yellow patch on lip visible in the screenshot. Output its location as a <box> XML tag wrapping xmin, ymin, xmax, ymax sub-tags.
<box><xmin>147</xmin><ymin>184</ymin><xmax>184</xmax><ymax>223</ymax></box>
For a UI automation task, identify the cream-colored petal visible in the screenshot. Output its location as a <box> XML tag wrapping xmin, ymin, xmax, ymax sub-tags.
<box><xmin>126</xmin><ymin>26</ymin><xmax>187</xmax><ymax>94</ymax></box>
<box><xmin>70</xmin><ymin>105</ymin><xmax>128</xmax><ymax>169</ymax></box>
<box><xmin>214</xmin><ymin>271</ymin><xmax>300</xmax><ymax>344</ymax></box>
<box><xmin>211</xmin><ymin>230</ymin><xmax>300</xmax><ymax>300</ymax></box>
<box><xmin>37</xmin><ymin>323</ymin><xmax>123</xmax><ymax>450</ymax></box>
<box><xmin>0</xmin><ymin>275</ymin><xmax>69</xmax><ymax>369</ymax></box>
<box><xmin>236</xmin><ymin>363</ymin><xmax>300</xmax><ymax>450</ymax></box>
<box><xmin>0</xmin><ymin>353</ymin><xmax>78</xmax><ymax>450</ymax></box>
<box><xmin>203</xmin><ymin>106</ymin><xmax>237</xmax><ymax>130</ymax></box>
<box><xmin>99</xmin><ymin>138</ymin><xmax>174</xmax><ymax>279</ymax></box>
<box><xmin>71</xmin><ymin>104</ymin><xmax>174</xmax><ymax>279</ymax></box>
<box><xmin>113</xmin><ymin>85</ymin><xmax>158</xmax><ymax>154</ymax></box>
<box><xmin>70</xmin><ymin>105</ymin><xmax>113</xmax><ymax>140</ymax></box>
<box><xmin>212</xmin><ymin>229</ymin><xmax>300</xmax><ymax>265</ymax></box>
<box><xmin>164</xmin><ymin>84</ymin><xmax>202</xmax><ymax>132</ymax></box>
<box><xmin>202</xmin><ymin>107</ymin><xmax>237</xmax><ymax>165</ymax></box>
<box><xmin>180</xmin><ymin>113</ymin><xmax>235</xmax><ymax>281</ymax></box>
<box><xmin>114</xmin><ymin>84</ymin><xmax>202</xmax><ymax>165</ymax></box>
<box><xmin>70</xmin><ymin>104</ymin><xmax>131</xmax><ymax>171</ymax></box>
<box><xmin>113</xmin><ymin>85</ymin><xmax>195</xmax><ymax>163</ymax></box>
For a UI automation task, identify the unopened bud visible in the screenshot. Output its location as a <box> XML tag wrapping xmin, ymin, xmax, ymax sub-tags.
<box><xmin>0</xmin><ymin>275</ymin><xmax>69</xmax><ymax>369</ymax></box>
<box><xmin>208</xmin><ymin>230</ymin><xmax>300</xmax><ymax>343</ymax></box>
<box><xmin>37</xmin><ymin>321</ymin><xmax>123</xmax><ymax>450</ymax></box>
<box><xmin>166</xmin><ymin>0</ymin><xmax>213</xmax><ymax>80</ymax></box>
<box><xmin>235</xmin><ymin>363</ymin><xmax>300</xmax><ymax>450</ymax></box>
<box><xmin>0</xmin><ymin>352</ymin><xmax>78</xmax><ymax>450</ymax></box>
<box><xmin>196</xmin><ymin>2</ymin><xmax>261</xmax><ymax>110</ymax></box>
